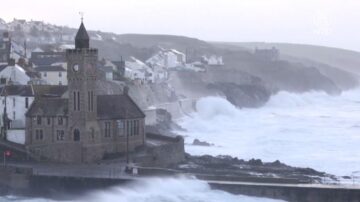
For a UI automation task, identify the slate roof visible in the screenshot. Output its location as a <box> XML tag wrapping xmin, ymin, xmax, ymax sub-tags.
<box><xmin>32</xmin><ymin>85</ymin><xmax>68</xmax><ymax>98</ymax></box>
<box><xmin>26</xmin><ymin>93</ymin><xmax>145</xmax><ymax>120</ymax></box>
<box><xmin>30</xmin><ymin>52</ymin><xmax>65</xmax><ymax>66</ymax></box>
<box><xmin>75</xmin><ymin>22</ymin><xmax>90</xmax><ymax>49</ymax></box>
<box><xmin>97</xmin><ymin>94</ymin><xmax>145</xmax><ymax>120</ymax></box>
<box><xmin>98</xmin><ymin>66</ymin><xmax>113</xmax><ymax>73</ymax></box>
<box><xmin>26</xmin><ymin>71</ymin><xmax>41</xmax><ymax>79</ymax></box>
<box><xmin>0</xmin><ymin>64</ymin><xmax>7</xmax><ymax>72</ymax></box>
<box><xmin>26</xmin><ymin>98</ymin><xmax>68</xmax><ymax>117</ymax></box>
<box><xmin>35</xmin><ymin>65</ymin><xmax>66</xmax><ymax>72</ymax></box>
<box><xmin>0</xmin><ymin>85</ymin><xmax>34</xmax><ymax>96</ymax></box>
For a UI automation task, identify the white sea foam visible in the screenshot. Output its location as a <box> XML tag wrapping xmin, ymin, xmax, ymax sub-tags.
<box><xmin>178</xmin><ymin>89</ymin><xmax>360</xmax><ymax>176</ymax></box>
<box><xmin>83</xmin><ymin>177</ymin><xmax>283</xmax><ymax>202</ymax></box>
<box><xmin>3</xmin><ymin>177</ymin><xmax>284</xmax><ymax>202</ymax></box>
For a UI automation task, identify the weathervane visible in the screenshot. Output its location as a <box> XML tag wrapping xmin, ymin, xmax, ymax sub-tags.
<box><xmin>79</xmin><ymin>12</ymin><xmax>84</xmax><ymax>22</ymax></box>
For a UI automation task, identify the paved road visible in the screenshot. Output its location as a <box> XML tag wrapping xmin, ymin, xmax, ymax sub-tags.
<box><xmin>8</xmin><ymin>162</ymin><xmax>137</xmax><ymax>180</ymax></box>
<box><xmin>8</xmin><ymin>161</ymin><xmax>360</xmax><ymax>191</ymax></box>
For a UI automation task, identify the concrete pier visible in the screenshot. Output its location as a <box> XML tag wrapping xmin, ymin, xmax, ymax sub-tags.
<box><xmin>208</xmin><ymin>180</ymin><xmax>360</xmax><ymax>202</ymax></box>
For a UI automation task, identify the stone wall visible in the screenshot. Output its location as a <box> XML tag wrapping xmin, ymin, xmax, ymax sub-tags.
<box><xmin>210</xmin><ymin>183</ymin><xmax>360</xmax><ymax>202</ymax></box>
<box><xmin>134</xmin><ymin>133</ymin><xmax>185</xmax><ymax>167</ymax></box>
<box><xmin>153</xmin><ymin>98</ymin><xmax>197</xmax><ymax>120</ymax></box>
<box><xmin>26</xmin><ymin>116</ymin><xmax>146</xmax><ymax>163</ymax></box>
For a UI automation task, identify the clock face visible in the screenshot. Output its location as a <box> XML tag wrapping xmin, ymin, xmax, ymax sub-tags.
<box><xmin>73</xmin><ymin>64</ymin><xmax>79</xmax><ymax>72</ymax></box>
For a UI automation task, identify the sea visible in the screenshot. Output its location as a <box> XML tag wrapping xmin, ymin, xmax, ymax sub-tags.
<box><xmin>5</xmin><ymin>89</ymin><xmax>360</xmax><ymax>202</ymax></box>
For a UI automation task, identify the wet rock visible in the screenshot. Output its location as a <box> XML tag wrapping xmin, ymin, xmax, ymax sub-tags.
<box><xmin>208</xmin><ymin>82</ymin><xmax>271</xmax><ymax>108</ymax></box>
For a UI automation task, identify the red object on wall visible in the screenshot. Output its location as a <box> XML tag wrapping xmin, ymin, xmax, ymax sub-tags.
<box><xmin>4</xmin><ymin>150</ymin><xmax>11</xmax><ymax>157</ymax></box>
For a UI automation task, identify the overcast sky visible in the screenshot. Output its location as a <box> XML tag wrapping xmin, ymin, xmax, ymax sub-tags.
<box><xmin>2</xmin><ymin>0</ymin><xmax>360</xmax><ymax>51</ymax></box>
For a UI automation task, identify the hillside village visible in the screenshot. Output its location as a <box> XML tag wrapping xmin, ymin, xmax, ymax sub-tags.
<box><xmin>0</xmin><ymin>18</ymin><xmax>228</xmax><ymax>146</ymax></box>
<box><xmin>0</xmin><ymin>18</ymin><xmax>358</xmax><ymax>147</ymax></box>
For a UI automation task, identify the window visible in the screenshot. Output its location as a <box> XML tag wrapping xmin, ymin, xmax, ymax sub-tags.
<box><xmin>25</xmin><ymin>97</ymin><xmax>29</xmax><ymax>109</ymax></box>
<box><xmin>77</xmin><ymin>91</ymin><xmax>80</xmax><ymax>110</ymax></box>
<box><xmin>125</xmin><ymin>120</ymin><xmax>140</xmax><ymax>136</ymax></box>
<box><xmin>87</xmin><ymin>91</ymin><xmax>94</xmax><ymax>112</ymax></box>
<box><xmin>13</xmin><ymin>111</ymin><xmax>15</xmax><ymax>120</ymax></box>
<box><xmin>105</xmin><ymin>122</ymin><xmax>111</xmax><ymax>137</ymax></box>
<box><xmin>117</xmin><ymin>120</ymin><xmax>124</xmax><ymax>136</ymax></box>
<box><xmin>90</xmin><ymin>128</ymin><xmax>95</xmax><ymax>140</ymax></box>
<box><xmin>35</xmin><ymin>129</ymin><xmax>43</xmax><ymax>140</ymax></box>
<box><xmin>73</xmin><ymin>91</ymin><xmax>76</xmax><ymax>111</ymax></box>
<box><xmin>134</xmin><ymin>120</ymin><xmax>139</xmax><ymax>136</ymax></box>
<box><xmin>130</xmin><ymin>120</ymin><xmax>134</xmax><ymax>136</ymax></box>
<box><xmin>58</xmin><ymin>117</ymin><xmax>63</xmax><ymax>125</ymax></box>
<box><xmin>13</xmin><ymin>97</ymin><xmax>15</xmax><ymax>107</ymax></box>
<box><xmin>47</xmin><ymin>117</ymin><xmax>51</xmax><ymax>125</ymax></box>
<box><xmin>43</xmin><ymin>72</ymin><xmax>47</xmax><ymax>77</ymax></box>
<box><xmin>37</xmin><ymin>116</ymin><xmax>42</xmax><ymax>125</ymax></box>
<box><xmin>126</xmin><ymin>120</ymin><xmax>130</xmax><ymax>136</ymax></box>
<box><xmin>91</xmin><ymin>91</ymin><xmax>94</xmax><ymax>111</ymax></box>
<box><xmin>73</xmin><ymin>91</ymin><xmax>80</xmax><ymax>111</ymax></box>
<box><xmin>56</xmin><ymin>130</ymin><xmax>65</xmax><ymax>141</ymax></box>
<box><xmin>59</xmin><ymin>72</ymin><xmax>62</xmax><ymax>77</ymax></box>
<box><xmin>73</xmin><ymin>129</ymin><xmax>80</xmax><ymax>141</ymax></box>
<box><xmin>88</xmin><ymin>91</ymin><xmax>91</xmax><ymax>111</ymax></box>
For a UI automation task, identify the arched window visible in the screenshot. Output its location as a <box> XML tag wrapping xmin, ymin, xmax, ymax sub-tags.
<box><xmin>74</xmin><ymin>129</ymin><xmax>80</xmax><ymax>141</ymax></box>
<box><xmin>90</xmin><ymin>127</ymin><xmax>95</xmax><ymax>140</ymax></box>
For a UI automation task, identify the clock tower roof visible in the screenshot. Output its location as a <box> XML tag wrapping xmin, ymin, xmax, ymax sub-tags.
<box><xmin>75</xmin><ymin>22</ymin><xmax>90</xmax><ymax>49</ymax></box>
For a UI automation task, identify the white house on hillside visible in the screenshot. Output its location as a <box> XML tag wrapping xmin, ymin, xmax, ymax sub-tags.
<box><xmin>202</xmin><ymin>55</ymin><xmax>224</xmax><ymax>66</ymax></box>
<box><xmin>125</xmin><ymin>57</ymin><xmax>154</xmax><ymax>84</ymax></box>
<box><xmin>146</xmin><ymin>49</ymin><xmax>186</xmax><ymax>69</ymax></box>
<box><xmin>0</xmin><ymin>64</ymin><xmax>31</xmax><ymax>85</ymax></box>
<box><xmin>0</xmin><ymin>85</ymin><xmax>35</xmax><ymax>144</ymax></box>
<box><xmin>35</xmin><ymin>65</ymin><xmax>67</xmax><ymax>85</ymax></box>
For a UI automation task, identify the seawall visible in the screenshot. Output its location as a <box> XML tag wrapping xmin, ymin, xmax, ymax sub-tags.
<box><xmin>209</xmin><ymin>182</ymin><xmax>360</xmax><ymax>202</ymax></box>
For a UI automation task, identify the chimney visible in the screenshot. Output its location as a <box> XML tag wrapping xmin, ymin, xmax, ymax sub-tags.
<box><xmin>3</xmin><ymin>32</ymin><xmax>9</xmax><ymax>38</ymax></box>
<box><xmin>8</xmin><ymin>58</ymin><xmax>15</xmax><ymax>66</ymax></box>
<box><xmin>123</xmin><ymin>86</ymin><xmax>129</xmax><ymax>95</ymax></box>
<box><xmin>3</xmin><ymin>32</ymin><xmax>10</xmax><ymax>42</ymax></box>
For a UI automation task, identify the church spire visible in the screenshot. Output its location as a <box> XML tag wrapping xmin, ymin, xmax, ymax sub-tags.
<box><xmin>75</xmin><ymin>20</ymin><xmax>89</xmax><ymax>49</ymax></box>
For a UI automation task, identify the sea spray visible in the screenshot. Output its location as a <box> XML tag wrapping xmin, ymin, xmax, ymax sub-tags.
<box><xmin>82</xmin><ymin>177</ymin><xmax>283</xmax><ymax>202</ymax></box>
<box><xmin>2</xmin><ymin>178</ymin><xmax>283</xmax><ymax>202</ymax></box>
<box><xmin>178</xmin><ymin>89</ymin><xmax>360</xmax><ymax>176</ymax></box>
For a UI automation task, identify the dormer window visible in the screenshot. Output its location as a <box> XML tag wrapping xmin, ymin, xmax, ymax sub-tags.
<box><xmin>36</xmin><ymin>116</ymin><xmax>42</xmax><ymax>125</ymax></box>
<box><xmin>58</xmin><ymin>117</ymin><xmax>63</xmax><ymax>125</ymax></box>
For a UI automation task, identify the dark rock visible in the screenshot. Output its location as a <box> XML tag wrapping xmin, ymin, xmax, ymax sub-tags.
<box><xmin>267</xmin><ymin>160</ymin><xmax>285</xmax><ymax>167</ymax></box>
<box><xmin>208</xmin><ymin>82</ymin><xmax>271</xmax><ymax>108</ymax></box>
<box><xmin>193</xmin><ymin>139</ymin><xmax>213</xmax><ymax>146</ymax></box>
<box><xmin>248</xmin><ymin>158</ymin><xmax>263</xmax><ymax>166</ymax></box>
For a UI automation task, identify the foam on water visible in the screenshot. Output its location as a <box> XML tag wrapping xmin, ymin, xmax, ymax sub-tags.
<box><xmin>178</xmin><ymin>89</ymin><xmax>360</xmax><ymax>176</ymax></box>
<box><xmin>2</xmin><ymin>177</ymin><xmax>283</xmax><ymax>202</ymax></box>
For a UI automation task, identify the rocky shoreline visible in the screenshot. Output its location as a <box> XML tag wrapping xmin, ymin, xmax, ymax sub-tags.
<box><xmin>176</xmin><ymin>154</ymin><xmax>336</xmax><ymax>184</ymax></box>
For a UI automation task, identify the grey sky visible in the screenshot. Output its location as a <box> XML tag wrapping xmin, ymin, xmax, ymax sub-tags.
<box><xmin>2</xmin><ymin>0</ymin><xmax>360</xmax><ymax>51</ymax></box>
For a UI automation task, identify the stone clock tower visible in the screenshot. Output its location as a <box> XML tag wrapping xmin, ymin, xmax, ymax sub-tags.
<box><xmin>66</xmin><ymin>21</ymin><xmax>98</xmax><ymax>144</ymax></box>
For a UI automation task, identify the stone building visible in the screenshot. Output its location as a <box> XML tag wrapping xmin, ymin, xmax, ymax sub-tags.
<box><xmin>0</xmin><ymin>32</ymin><xmax>11</xmax><ymax>64</ymax></box>
<box><xmin>25</xmin><ymin>22</ymin><xmax>145</xmax><ymax>163</ymax></box>
<box><xmin>254</xmin><ymin>47</ymin><xmax>279</xmax><ymax>61</ymax></box>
